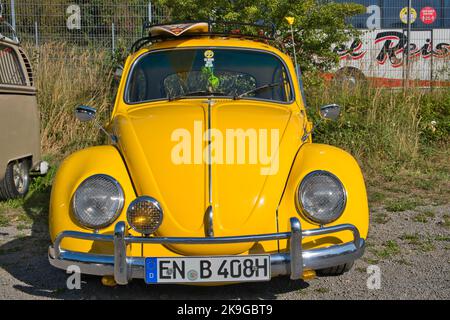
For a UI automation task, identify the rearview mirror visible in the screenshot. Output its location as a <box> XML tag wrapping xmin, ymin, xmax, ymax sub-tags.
<box><xmin>320</xmin><ymin>104</ymin><xmax>341</xmax><ymax>121</ymax></box>
<box><xmin>75</xmin><ymin>105</ymin><xmax>97</xmax><ymax>122</ymax></box>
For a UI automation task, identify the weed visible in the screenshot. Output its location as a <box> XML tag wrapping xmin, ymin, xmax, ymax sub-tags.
<box><xmin>315</xmin><ymin>288</ymin><xmax>329</xmax><ymax>294</ymax></box>
<box><xmin>369</xmin><ymin>191</ymin><xmax>387</xmax><ymax>203</ymax></box>
<box><xmin>16</xmin><ymin>224</ymin><xmax>30</xmax><ymax>231</ymax></box>
<box><xmin>0</xmin><ymin>215</ymin><xmax>10</xmax><ymax>227</ymax></box>
<box><xmin>373</xmin><ymin>212</ymin><xmax>390</xmax><ymax>224</ymax></box>
<box><xmin>434</xmin><ymin>235</ymin><xmax>450</xmax><ymax>242</ymax></box>
<box><xmin>423</xmin><ymin>210</ymin><xmax>435</xmax><ymax>218</ymax></box>
<box><xmin>396</xmin><ymin>258</ymin><xmax>413</xmax><ymax>266</ymax></box>
<box><xmin>413</xmin><ymin>213</ymin><xmax>429</xmax><ymax>223</ymax></box>
<box><xmin>400</xmin><ymin>233</ymin><xmax>436</xmax><ymax>252</ymax></box>
<box><xmin>442</xmin><ymin>215</ymin><xmax>450</xmax><ymax>229</ymax></box>
<box><xmin>385</xmin><ymin>199</ymin><xmax>419</xmax><ymax>212</ymax></box>
<box><xmin>400</xmin><ymin>233</ymin><xmax>421</xmax><ymax>245</ymax></box>
<box><xmin>418</xmin><ymin>239</ymin><xmax>435</xmax><ymax>252</ymax></box>
<box><xmin>371</xmin><ymin>240</ymin><xmax>400</xmax><ymax>259</ymax></box>
<box><xmin>414</xmin><ymin>179</ymin><xmax>434</xmax><ymax>190</ymax></box>
<box><xmin>364</xmin><ymin>257</ymin><xmax>379</xmax><ymax>265</ymax></box>
<box><xmin>356</xmin><ymin>267</ymin><xmax>366</xmax><ymax>273</ymax></box>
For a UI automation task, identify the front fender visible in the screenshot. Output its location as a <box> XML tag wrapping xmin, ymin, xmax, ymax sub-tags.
<box><xmin>277</xmin><ymin>143</ymin><xmax>369</xmax><ymax>251</ymax></box>
<box><xmin>49</xmin><ymin>146</ymin><xmax>137</xmax><ymax>254</ymax></box>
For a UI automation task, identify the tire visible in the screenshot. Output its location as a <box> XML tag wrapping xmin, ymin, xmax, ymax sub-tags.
<box><xmin>333</xmin><ymin>67</ymin><xmax>366</xmax><ymax>91</ymax></box>
<box><xmin>316</xmin><ymin>262</ymin><xmax>354</xmax><ymax>277</ymax></box>
<box><xmin>0</xmin><ymin>159</ymin><xmax>30</xmax><ymax>200</ymax></box>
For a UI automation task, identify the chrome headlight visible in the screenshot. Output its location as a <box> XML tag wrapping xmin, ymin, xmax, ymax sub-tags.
<box><xmin>73</xmin><ymin>175</ymin><xmax>124</xmax><ymax>229</ymax></box>
<box><xmin>296</xmin><ymin>171</ymin><xmax>346</xmax><ymax>225</ymax></box>
<box><xmin>127</xmin><ymin>196</ymin><xmax>163</xmax><ymax>235</ymax></box>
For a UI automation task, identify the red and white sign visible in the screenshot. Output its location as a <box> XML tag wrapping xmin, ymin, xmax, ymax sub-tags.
<box><xmin>420</xmin><ymin>7</ymin><xmax>437</xmax><ymax>25</ymax></box>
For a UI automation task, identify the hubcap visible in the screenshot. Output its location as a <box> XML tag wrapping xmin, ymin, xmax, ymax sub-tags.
<box><xmin>12</xmin><ymin>161</ymin><xmax>28</xmax><ymax>194</ymax></box>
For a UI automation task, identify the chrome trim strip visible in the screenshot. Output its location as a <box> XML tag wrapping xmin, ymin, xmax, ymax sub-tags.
<box><xmin>289</xmin><ymin>217</ymin><xmax>302</xmax><ymax>280</ymax></box>
<box><xmin>53</xmin><ymin>223</ymin><xmax>360</xmax><ymax>248</ymax></box>
<box><xmin>205</xmin><ymin>99</ymin><xmax>214</xmax><ymax>237</ymax></box>
<box><xmin>49</xmin><ymin>219</ymin><xmax>365</xmax><ymax>284</ymax></box>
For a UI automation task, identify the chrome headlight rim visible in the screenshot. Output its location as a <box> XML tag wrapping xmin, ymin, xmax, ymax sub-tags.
<box><xmin>126</xmin><ymin>196</ymin><xmax>163</xmax><ymax>235</ymax></box>
<box><xmin>295</xmin><ymin>170</ymin><xmax>347</xmax><ymax>225</ymax></box>
<box><xmin>72</xmin><ymin>174</ymin><xmax>125</xmax><ymax>230</ymax></box>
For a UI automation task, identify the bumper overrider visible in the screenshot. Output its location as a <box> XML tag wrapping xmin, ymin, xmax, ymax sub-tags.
<box><xmin>48</xmin><ymin>217</ymin><xmax>365</xmax><ymax>284</ymax></box>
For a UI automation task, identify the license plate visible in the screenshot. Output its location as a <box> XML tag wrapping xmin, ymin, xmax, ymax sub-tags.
<box><xmin>145</xmin><ymin>255</ymin><xmax>270</xmax><ymax>283</ymax></box>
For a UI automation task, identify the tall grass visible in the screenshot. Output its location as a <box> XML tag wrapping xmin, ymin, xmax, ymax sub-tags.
<box><xmin>26</xmin><ymin>43</ymin><xmax>114</xmax><ymax>158</ymax></box>
<box><xmin>305</xmin><ymin>75</ymin><xmax>449</xmax><ymax>176</ymax></box>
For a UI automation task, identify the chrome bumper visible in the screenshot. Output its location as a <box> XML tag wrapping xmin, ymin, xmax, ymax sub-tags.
<box><xmin>48</xmin><ymin>217</ymin><xmax>365</xmax><ymax>285</ymax></box>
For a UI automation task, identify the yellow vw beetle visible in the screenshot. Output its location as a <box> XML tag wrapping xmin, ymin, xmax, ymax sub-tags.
<box><xmin>48</xmin><ymin>21</ymin><xmax>368</xmax><ymax>285</ymax></box>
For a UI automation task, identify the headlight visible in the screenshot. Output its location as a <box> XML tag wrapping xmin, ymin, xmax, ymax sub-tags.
<box><xmin>296</xmin><ymin>171</ymin><xmax>346</xmax><ymax>225</ymax></box>
<box><xmin>73</xmin><ymin>175</ymin><xmax>124</xmax><ymax>229</ymax></box>
<box><xmin>127</xmin><ymin>196</ymin><xmax>163</xmax><ymax>235</ymax></box>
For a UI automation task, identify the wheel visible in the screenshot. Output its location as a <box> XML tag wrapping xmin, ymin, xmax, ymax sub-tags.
<box><xmin>0</xmin><ymin>159</ymin><xmax>30</xmax><ymax>200</ymax></box>
<box><xmin>316</xmin><ymin>262</ymin><xmax>354</xmax><ymax>277</ymax></box>
<box><xmin>333</xmin><ymin>67</ymin><xmax>366</xmax><ymax>91</ymax></box>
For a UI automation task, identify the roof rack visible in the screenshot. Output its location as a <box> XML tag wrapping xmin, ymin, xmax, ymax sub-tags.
<box><xmin>131</xmin><ymin>20</ymin><xmax>277</xmax><ymax>53</ymax></box>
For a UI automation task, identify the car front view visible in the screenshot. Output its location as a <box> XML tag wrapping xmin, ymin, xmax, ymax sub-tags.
<box><xmin>48</xmin><ymin>22</ymin><xmax>368</xmax><ymax>285</ymax></box>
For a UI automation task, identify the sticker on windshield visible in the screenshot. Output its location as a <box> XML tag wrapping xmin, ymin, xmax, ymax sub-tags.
<box><xmin>202</xmin><ymin>50</ymin><xmax>219</xmax><ymax>90</ymax></box>
<box><xmin>204</xmin><ymin>50</ymin><xmax>215</xmax><ymax>67</ymax></box>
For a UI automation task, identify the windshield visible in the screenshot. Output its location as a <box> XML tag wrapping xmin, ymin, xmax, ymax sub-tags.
<box><xmin>125</xmin><ymin>48</ymin><xmax>294</xmax><ymax>104</ymax></box>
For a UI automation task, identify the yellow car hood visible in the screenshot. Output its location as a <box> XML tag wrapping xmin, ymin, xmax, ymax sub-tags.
<box><xmin>113</xmin><ymin>100</ymin><xmax>302</xmax><ymax>254</ymax></box>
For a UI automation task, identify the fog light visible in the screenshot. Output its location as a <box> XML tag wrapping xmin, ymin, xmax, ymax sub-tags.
<box><xmin>127</xmin><ymin>196</ymin><xmax>163</xmax><ymax>235</ymax></box>
<box><xmin>302</xmin><ymin>269</ymin><xmax>316</xmax><ymax>280</ymax></box>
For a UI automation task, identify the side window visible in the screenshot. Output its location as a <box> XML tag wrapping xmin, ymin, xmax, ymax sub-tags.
<box><xmin>0</xmin><ymin>44</ymin><xmax>26</xmax><ymax>86</ymax></box>
<box><xmin>128</xmin><ymin>66</ymin><xmax>148</xmax><ymax>102</ymax></box>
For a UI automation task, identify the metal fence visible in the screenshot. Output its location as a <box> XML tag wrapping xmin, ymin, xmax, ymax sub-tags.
<box><xmin>1</xmin><ymin>0</ymin><xmax>168</xmax><ymax>50</ymax></box>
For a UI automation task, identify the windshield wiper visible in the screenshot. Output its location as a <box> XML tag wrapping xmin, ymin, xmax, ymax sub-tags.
<box><xmin>169</xmin><ymin>90</ymin><xmax>228</xmax><ymax>101</ymax></box>
<box><xmin>234</xmin><ymin>82</ymin><xmax>281</xmax><ymax>100</ymax></box>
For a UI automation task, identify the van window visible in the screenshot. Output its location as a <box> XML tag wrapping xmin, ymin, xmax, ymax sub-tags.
<box><xmin>0</xmin><ymin>44</ymin><xmax>26</xmax><ymax>86</ymax></box>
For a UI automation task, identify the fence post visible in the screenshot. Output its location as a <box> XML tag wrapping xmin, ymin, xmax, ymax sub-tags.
<box><xmin>405</xmin><ymin>0</ymin><xmax>412</xmax><ymax>88</ymax></box>
<box><xmin>430</xmin><ymin>29</ymin><xmax>434</xmax><ymax>90</ymax></box>
<box><xmin>34</xmin><ymin>21</ymin><xmax>38</xmax><ymax>46</ymax></box>
<box><xmin>10</xmin><ymin>0</ymin><xmax>16</xmax><ymax>30</ymax></box>
<box><xmin>148</xmin><ymin>1</ymin><xmax>152</xmax><ymax>23</ymax></box>
<box><xmin>112</xmin><ymin>23</ymin><xmax>115</xmax><ymax>53</ymax></box>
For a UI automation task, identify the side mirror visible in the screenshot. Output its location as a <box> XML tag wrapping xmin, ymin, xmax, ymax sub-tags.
<box><xmin>75</xmin><ymin>105</ymin><xmax>97</xmax><ymax>122</ymax></box>
<box><xmin>320</xmin><ymin>104</ymin><xmax>341</xmax><ymax>121</ymax></box>
<box><xmin>114</xmin><ymin>66</ymin><xmax>124</xmax><ymax>82</ymax></box>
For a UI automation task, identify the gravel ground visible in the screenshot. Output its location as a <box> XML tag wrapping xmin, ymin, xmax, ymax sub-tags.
<box><xmin>0</xmin><ymin>204</ymin><xmax>448</xmax><ymax>300</ymax></box>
